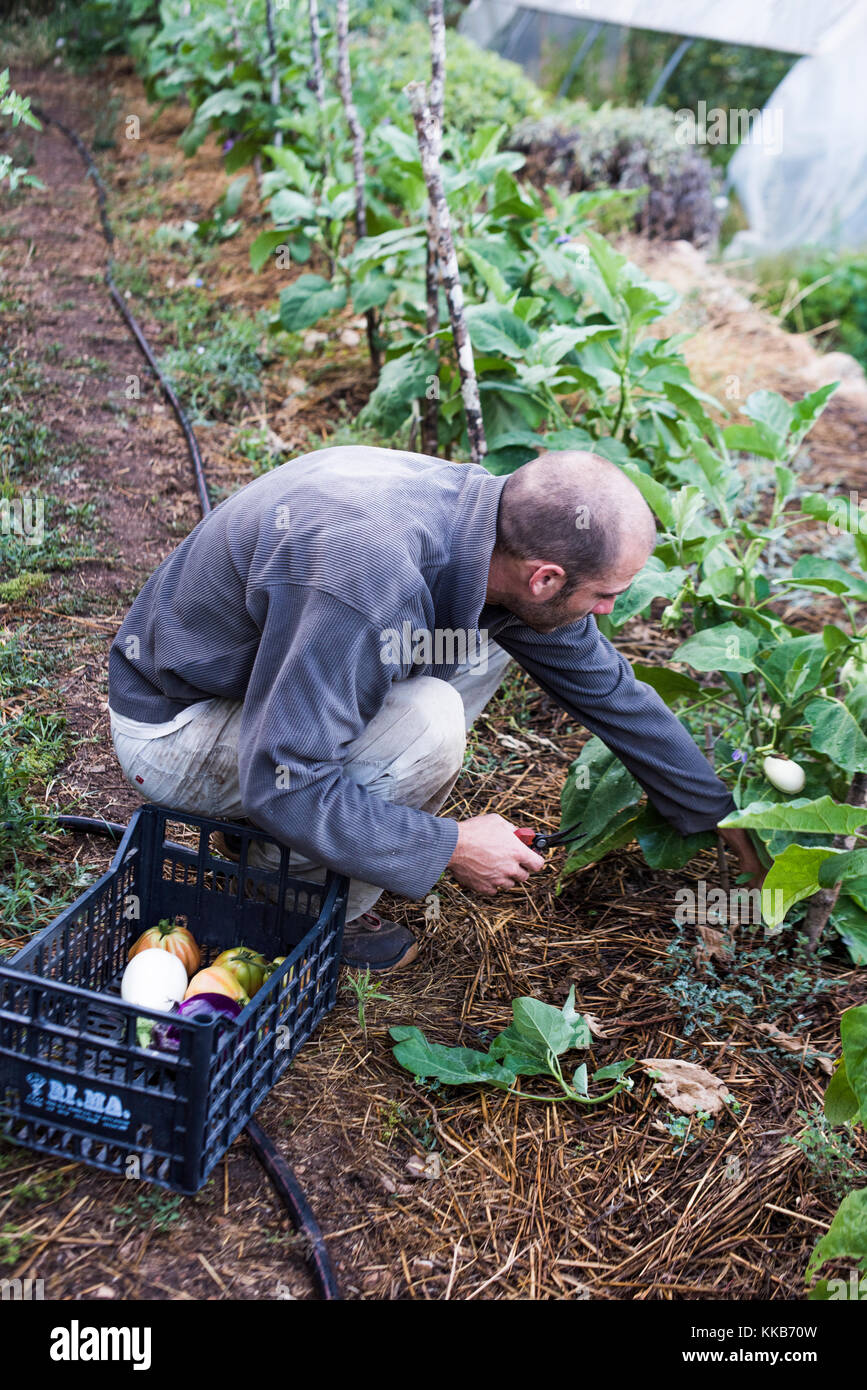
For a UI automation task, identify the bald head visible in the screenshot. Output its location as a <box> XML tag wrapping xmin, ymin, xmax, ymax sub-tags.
<box><xmin>494</xmin><ymin>450</ymin><xmax>656</xmax><ymax>594</ymax></box>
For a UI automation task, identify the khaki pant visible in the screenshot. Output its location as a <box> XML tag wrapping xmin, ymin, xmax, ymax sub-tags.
<box><xmin>110</xmin><ymin>640</ymin><xmax>513</xmax><ymax>920</ymax></box>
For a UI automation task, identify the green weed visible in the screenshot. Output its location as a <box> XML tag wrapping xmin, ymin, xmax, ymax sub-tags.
<box><xmin>784</xmin><ymin>1104</ymin><xmax>867</xmax><ymax>1202</ymax></box>
<box><xmin>111</xmin><ymin>1188</ymin><xmax>185</xmax><ymax>1235</ymax></box>
<box><xmin>0</xmin><ymin>1223</ymin><xmax>34</xmax><ymax>1266</ymax></box>
<box><xmin>341</xmin><ymin>967</ymin><xmax>392</xmax><ymax>1038</ymax></box>
<box><xmin>661</xmin><ymin>924</ymin><xmax>838</xmax><ymax>1038</ymax></box>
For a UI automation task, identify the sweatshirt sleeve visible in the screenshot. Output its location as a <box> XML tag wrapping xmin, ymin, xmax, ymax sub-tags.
<box><xmin>492</xmin><ymin>613</ymin><xmax>736</xmax><ymax>834</ymax></box>
<box><xmin>236</xmin><ymin>585</ymin><xmax>459</xmax><ymax>898</ymax></box>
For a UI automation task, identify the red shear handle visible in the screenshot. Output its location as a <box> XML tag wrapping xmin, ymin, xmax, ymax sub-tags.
<box><xmin>514</xmin><ymin>827</ymin><xmax>537</xmax><ymax>846</ymax></box>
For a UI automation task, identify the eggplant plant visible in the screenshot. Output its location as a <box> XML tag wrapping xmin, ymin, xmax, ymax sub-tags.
<box><xmin>559</xmin><ymin>384</ymin><xmax>867</xmax><ymax>960</ymax></box>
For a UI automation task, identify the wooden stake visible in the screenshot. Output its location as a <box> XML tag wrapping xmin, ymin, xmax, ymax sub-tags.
<box><xmin>404</xmin><ymin>79</ymin><xmax>487</xmax><ymax>466</ymax></box>
<box><xmin>264</xmin><ymin>0</ymin><xmax>283</xmax><ymax>148</ymax></box>
<box><xmin>307</xmin><ymin>0</ymin><xmax>326</xmax><ymax>106</ymax></box>
<box><xmin>335</xmin><ymin>0</ymin><xmax>381</xmax><ymax>372</ymax></box>
<box><xmin>422</xmin><ymin>0</ymin><xmax>446</xmax><ymax>456</ymax></box>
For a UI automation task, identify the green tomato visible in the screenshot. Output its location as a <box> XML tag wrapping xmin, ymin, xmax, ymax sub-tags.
<box><xmin>213</xmin><ymin>946</ymin><xmax>269</xmax><ymax>998</ymax></box>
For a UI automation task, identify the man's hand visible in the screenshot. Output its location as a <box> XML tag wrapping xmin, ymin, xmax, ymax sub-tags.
<box><xmin>718</xmin><ymin>825</ymin><xmax>766</xmax><ymax>890</ymax></box>
<box><xmin>448</xmin><ymin>814</ymin><xmax>546</xmax><ymax>895</ymax></box>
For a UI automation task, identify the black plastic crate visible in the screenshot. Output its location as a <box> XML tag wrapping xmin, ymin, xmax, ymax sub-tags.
<box><xmin>0</xmin><ymin>805</ymin><xmax>348</xmax><ymax>1194</ymax></box>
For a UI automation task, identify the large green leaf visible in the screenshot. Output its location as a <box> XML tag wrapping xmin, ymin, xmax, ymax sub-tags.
<box><xmin>824</xmin><ymin>1057</ymin><xmax>860</xmax><ymax>1126</ymax></box>
<box><xmin>352</xmin><ymin>272</ymin><xmax>395</xmax><ymax>314</ymax></box>
<box><xmin>788</xmin><ymin>556</ymin><xmax>867</xmax><ymax>602</ymax></box>
<box><xmin>620</xmin><ymin>463</ymin><xmax>675</xmax><ymax>528</ymax></box>
<box><xmin>673</xmin><ymin>623</ymin><xmax>759</xmax><ymax>673</ymax></box>
<box><xmin>631</xmin><ymin>662</ymin><xmax>701</xmax><ymax>705</ymax></box>
<box><xmin>761</xmin><ymin>844</ymin><xmax>839</xmax><ymax>925</ymax></box>
<box><xmin>806</xmin><ymin>1188</ymin><xmax>867</xmax><ymax>1283</ymax></box>
<box><xmin>360</xmin><ymin>349</ymin><xmax>439</xmax><ymax>434</ymax></box>
<box><xmin>464</xmin><ymin>245</ymin><xmax>511</xmax><ymax>304</ymax></box>
<box><xmin>819</xmin><ymin>848</ymin><xmax>867</xmax><ymax>888</ymax></box>
<box><xmin>561</xmin><ymin>804</ymin><xmax>646</xmax><ymax>876</ymax></box>
<box><xmin>531</xmin><ymin>324</ymin><xmax>618</xmax><ymax>365</ymax></box>
<box><xmin>744</xmin><ymin>389</ymin><xmax>792</xmax><ymax>447</ymax></box>
<box><xmin>464</xmin><ymin>302</ymin><xmax>537</xmax><ymax>357</ymax></box>
<box><xmin>636</xmin><ymin>806</ymin><xmax>716</xmax><ymax>870</ymax></box>
<box><xmin>841</xmin><ymin>1004</ymin><xmax>867</xmax><ymax>1124</ymax></box>
<box><xmin>560</xmin><ymin>737</ymin><xmax>642</xmax><ymax>841</ymax></box>
<box><xmin>249</xmin><ymin>227</ymin><xmax>292</xmax><ymax>273</ymax></box>
<box><xmin>806</xmin><ymin>690</ymin><xmax>867</xmax><ymax>773</ymax></box>
<box><xmin>390</xmin><ymin>1026</ymin><xmax>516</xmax><ymax>1089</ymax></box>
<box><xmin>268</xmin><ymin>189</ymin><xmax>318</xmax><ymax>225</ymax></box>
<box><xmin>608</xmin><ymin>556</ymin><xmax>688</xmax><ymax>629</ymax></box>
<box><xmin>278</xmin><ymin>274</ymin><xmax>347</xmax><ymax>332</ymax></box>
<box><xmin>720</xmin><ymin>796</ymin><xmax>867</xmax><ymax>836</ymax></box>
<box><xmin>845</xmin><ymin>875</ymin><xmax>867</xmax><ymax>911</ymax></box>
<box><xmin>832</xmin><ymin>896</ymin><xmax>867</xmax><ymax>965</ymax></box>
<box><xmin>262</xmin><ymin>143</ymin><xmax>311</xmax><ymax>191</ymax></box>
<box><xmin>348</xmin><ymin>225</ymin><xmax>427</xmax><ymax>272</ymax></box>
<box><xmin>490</xmin><ymin>987</ymin><xmax>590</xmax><ymax>1071</ymax></box>
<box><xmin>790</xmin><ymin>382</ymin><xmax>838</xmax><ymax>445</ymax></box>
<box><xmin>723</xmin><ymin>422</ymin><xmax>782</xmax><ymax>460</ymax></box>
<box><xmin>760</xmin><ymin>634</ymin><xmax>827</xmax><ymax>701</ymax></box>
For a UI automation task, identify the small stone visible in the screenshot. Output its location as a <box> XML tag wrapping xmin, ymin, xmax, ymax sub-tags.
<box><xmin>339</xmin><ymin>328</ymin><xmax>361</xmax><ymax>348</ymax></box>
<box><xmin>93</xmin><ymin>1285</ymin><xmax>116</xmax><ymax>1300</ymax></box>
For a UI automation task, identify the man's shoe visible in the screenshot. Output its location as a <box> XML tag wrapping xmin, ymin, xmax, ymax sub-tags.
<box><xmin>341</xmin><ymin>911</ymin><xmax>419</xmax><ymax>972</ymax></box>
<box><xmin>212</xmin><ymin>830</ymin><xmax>243</xmax><ymax>861</ymax></box>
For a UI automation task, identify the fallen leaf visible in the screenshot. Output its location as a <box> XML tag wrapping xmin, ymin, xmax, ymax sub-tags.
<box><xmin>406</xmin><ymin>1152</ymin><xmax>443</xmax><ymax>1180</ymax></box>
<box><xmin>518</xmin><ymin>728</ymin><xmax>571</xmax><ymax>761</ymax></box>
<box><xmin>695</xmin><ymin>925</ymin><xmax>732</xmax><ymax>966</ymax></box>
<box><xmin>582</xmin><ymin>1012</ymin><xmax>614</xmax><ymax>1038</ymax></box>
<box><xmin>639</xmin><ymin>1057</ymin><xmax>734</xmax><ymax>1116</ymax></box>
<box><xmin>495</xmin><ymin>732</ymin><xmax>532</xmax><ymax>755</ymax></box>
<box><xmin>754</xmin><ymin>1022</ymin><xmax>834</xmax><ymax>1075</ymax></box>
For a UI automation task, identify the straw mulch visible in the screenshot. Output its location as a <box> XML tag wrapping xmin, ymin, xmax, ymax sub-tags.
<box><xmin>248</xmin><ymin>670</ymin><xmax>864</xmax><ymax>1301</ymax></box>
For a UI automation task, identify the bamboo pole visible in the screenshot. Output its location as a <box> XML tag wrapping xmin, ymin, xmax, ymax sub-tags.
<box><xmin>264</xmin><ymin>0</ymin><xmax>283</xmax><ymax>148</ymax></box>
<box><xmin>422</xmin><ymin>0</ymin><xmax>445</xmax><ymax>456</ymax></box>
<box><xmin>404</xmin><ymin>79</ymin><xmax>487</xmax><ymax>466</ymax></box>
<box><xmin>307</xmin><ymin>0</ymin><xmax>326</xmax><ymax>106</ymax></box>
<box><xmin>335</xmin><ymin>0</ymin><xmax>381</xmax><ymax>372</ymax></box>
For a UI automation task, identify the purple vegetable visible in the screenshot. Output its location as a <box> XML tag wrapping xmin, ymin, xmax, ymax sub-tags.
<box><xmin>151</xmin><ymin>992</ymin><xmax>242</xmax><ymax>1051</ymax></box>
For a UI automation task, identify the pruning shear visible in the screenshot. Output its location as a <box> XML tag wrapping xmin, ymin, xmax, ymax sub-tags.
<box><xmin>514</xmin><ymin>821</ymin><xmax>586</xmax><ymax>853</ymax></box>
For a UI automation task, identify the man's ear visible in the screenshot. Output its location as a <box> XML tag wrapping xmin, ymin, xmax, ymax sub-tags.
<box><xmin>526</xmin><ymin>562</ymin><xmax>567</xmax><ymax>598</ymax></box>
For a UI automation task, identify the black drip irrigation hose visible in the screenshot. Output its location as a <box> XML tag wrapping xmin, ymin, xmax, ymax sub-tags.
<box><xmin>10</xmin><ymin>103</ymin><xmax>341</xmax><ymax>1302</ymax></box>
<box><xmin>29</xmin><ymin>104</ymin><xmax>213</xmax><ymax>520</ymax></box>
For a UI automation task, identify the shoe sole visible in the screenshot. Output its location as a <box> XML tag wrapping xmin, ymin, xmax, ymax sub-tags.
<box><xmin>340</xmin><ymin>937</ymin><xmax>420</xmax><ymax>974</ymax></box>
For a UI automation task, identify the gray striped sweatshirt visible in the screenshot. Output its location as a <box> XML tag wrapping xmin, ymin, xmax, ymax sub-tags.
<box><xmin>108</xmin><ymin>445</ymin><xmax>735</xmax><ymax>898</ymax></box>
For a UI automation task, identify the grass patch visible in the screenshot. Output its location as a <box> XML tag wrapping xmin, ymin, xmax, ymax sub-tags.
<box><xmin>0</xmin><ymin>570</ymin><xmax>49</xmax><ymax>603</ymax></box>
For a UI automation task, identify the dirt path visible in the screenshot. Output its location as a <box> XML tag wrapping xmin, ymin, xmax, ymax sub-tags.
<box><xmin>3</xmin><ymin>64</ymin><xmax>200</xmax><ymax>830</ymax></box>
<box><xmin>1</xmin><ymin>61</ymin><xmax>864</xmax><ymax>1303</ymax></box>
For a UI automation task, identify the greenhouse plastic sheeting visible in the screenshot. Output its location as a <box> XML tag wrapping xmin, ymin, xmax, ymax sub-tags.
<box><xmin>461</xmin><ymin>0</ymin><xmax>867</xmax><ymax>251</ymax></box>
<box><xmin>728</xmin><ymin>4</ymin><xmax>867</xmax><ymax>251</ymax></box>
<box><xmin>460</xmin><ymin>0</ymin><xmax>854</xmax><ymax>56</ymax></box>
